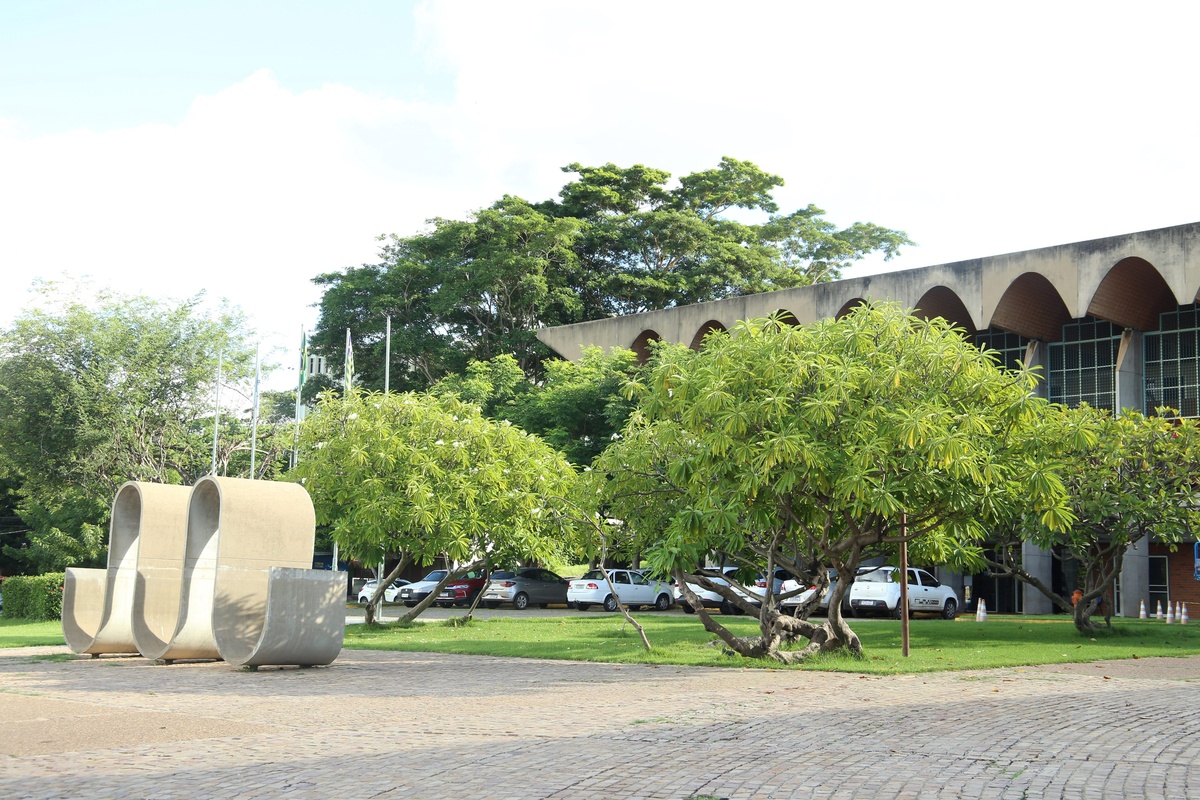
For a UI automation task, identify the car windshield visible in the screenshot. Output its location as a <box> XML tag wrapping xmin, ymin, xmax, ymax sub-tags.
<box><xmin>856</xmin><ymin>569</ymin><xmax>894</xmax><ymax>583</ymax></box>
<box><xmin>421</xmin><ymin>570</ymin><xmax>448</xmax><ymax>582</ymax></box>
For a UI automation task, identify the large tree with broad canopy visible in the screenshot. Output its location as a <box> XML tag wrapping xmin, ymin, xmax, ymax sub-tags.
<box><xmin>595</xmin><ymin>303</ymin><xmax>1080</xmax><ymax>662</ymax></box>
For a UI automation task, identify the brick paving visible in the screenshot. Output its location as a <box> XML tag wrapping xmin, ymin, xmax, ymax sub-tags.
<box><xmin>0</xmin><ymin>646</ymin><xmax>1197</xmax><ymax>799</ymax></box>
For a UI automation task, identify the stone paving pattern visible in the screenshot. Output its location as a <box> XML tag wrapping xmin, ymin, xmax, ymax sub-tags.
<box><xmin>1</xmin><ymin>646</ymin><xmax>1197</xmax><ymax>799</ymax></box>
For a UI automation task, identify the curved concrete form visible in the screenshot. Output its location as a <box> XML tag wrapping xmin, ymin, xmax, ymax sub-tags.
<box><xmin>63</xmin><ymin>482</ymin><xmax>192</xmax><ymax>656</ymax></box>
<box><xmin>155</xmin><ymin>476</ymin><xmax>342</xmax><ymax>666</ymax></box>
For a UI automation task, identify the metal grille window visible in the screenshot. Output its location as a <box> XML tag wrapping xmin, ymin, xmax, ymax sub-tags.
<box><xmin>1144</xmin><ymin>303</ymin><xmax>1200</xmax><ymax>417</ymax></box>
<box><xmin>974</xmin><ymin>328</ymin><xmax>1028</xmax><ymax>372</ymax></box>
<box><xmin>1047</xmin><ymin>317</ymin><xmax>1121</xmax><ymax>411</ymax></box>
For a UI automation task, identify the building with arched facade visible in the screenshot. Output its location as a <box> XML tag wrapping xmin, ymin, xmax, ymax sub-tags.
<box><xmin>538</xmin><ymin>221</ymin><xmax>1200</xmax><ymax>617</ymax></box>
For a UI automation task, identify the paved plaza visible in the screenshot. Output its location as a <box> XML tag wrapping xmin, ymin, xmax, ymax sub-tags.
<box><xmin>1</xmin><ymin>645</ymin><xmax>1198</xmax><ymax>799</ymax></box>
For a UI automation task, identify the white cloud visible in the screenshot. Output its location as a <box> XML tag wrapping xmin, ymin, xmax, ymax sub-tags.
<box><xmin>4</xmin><ymin>1</ymin><xmax>1200</xmax><ymax>391</ymax></box>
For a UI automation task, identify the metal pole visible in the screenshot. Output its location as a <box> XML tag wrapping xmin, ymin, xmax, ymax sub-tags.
<box><xmin>900</xmin><ymin>512</ymin><xmax>910</xmax><ymax>657</ymax></box>
<box><xmin>210</xmin><ymin>351</ymin><xmax>222</xmax><ymax>474</ymax></box>
<box><xmin>384</xmin><ymin>315</ymin><xmax>391</xmax><ymax>395</ymax></box>
<box><xmin>250</xmin><ymin>343</ymin><xmax>260</xmax><ymax>479</ymax></box>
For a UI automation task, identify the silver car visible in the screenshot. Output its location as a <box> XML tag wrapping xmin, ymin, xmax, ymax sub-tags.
<box><xmin>481</xmin><ymin>568</ymin><xmax>569</xmax><ymax>610</ymax></box>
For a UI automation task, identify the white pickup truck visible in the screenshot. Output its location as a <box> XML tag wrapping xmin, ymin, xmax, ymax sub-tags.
<box><xmin>848</xmin><ymin>566</ymin><xmax>959</xmax><ymax>619</ymax></box>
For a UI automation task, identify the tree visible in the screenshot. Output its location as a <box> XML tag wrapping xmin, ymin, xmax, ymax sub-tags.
<box><xmin>540</xmin><ymin>157</ymin><xmax>912</xmax><ymax>316</ymax></box>
<box><xmin>291</xmin><ymin>389</ymin><xmax>588</xmax><ymax>624</ymax></box>
<box><xmin>432</xmin><ymin>348</ymin><xmax>642</xmax><ymax>466</ymax></box>
<box><xmin>0</xmin><ymin>282</ymin><xmax>261</xmax><ymax>573</ymax></box>
<box><xmin>595</xmin><ymin>304</ymin><xmax>1076</xmax><ymax>663</ymax></box>
<box><xmin>985</xmin><ymin>406</ymin><xmax>1200</xmax><ymax>634</ymax></box>
<box><xmin>311</xmin><ymin>157</ymin><xmax>911</xmax><ymax>390</ymax></box>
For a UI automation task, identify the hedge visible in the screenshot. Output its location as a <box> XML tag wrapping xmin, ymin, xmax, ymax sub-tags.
<box><xmin>1</xmin><ymin>572</ymin><xmax>65</xmax><ymax>621</ymax></box>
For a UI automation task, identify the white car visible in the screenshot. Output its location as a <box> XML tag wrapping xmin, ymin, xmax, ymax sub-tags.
<box><xmin>848</xmin><ymin>566</ymin><xmax>959</xmax><ymax>619</ymax></box>
<box><xmin>674</xmin><ymin>566</ymin><xmax>758</xmax><ymax>614</ymax></box>
<box><xmin>357</xmin><ymin>579</ymin><xmax>409</xmax><ymax>604</ymax></box>
<box><xmin>568</xmin><ymin>569</ymin><xmax>674</xmax><ymax>612</ymax></box>
<box><xmin>779</xmin><ymin>570</ymin><xmax>840</xmax><ymax>615</ymax></box>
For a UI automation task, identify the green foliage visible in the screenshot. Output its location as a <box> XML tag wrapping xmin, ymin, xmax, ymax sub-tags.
<box><xmin>1</xmin><ymin>572</ymin><xmax>65</xmax><ymax>620</ymax></box>
<box><xmin>596</xmin><ymin>303</ymin><xmax>1073</xmax><ymax>660</ymax></box>
<box><xmin>432</xmin><ymin>348</ymin><xmax>642</xmax><ymax>466</ymax></box>
<box><xmin>0</xmin><ymin>281</ymin><xmax>267</xmax><ymax>573</ymax></box>
<box><xmin>989</xmin><ymin>406</ymin><xmax>1200</xmax><ymax>631</ymax></box>
<box><xmin>291</xmin><ymin>389</ymin><xmax>590</xmax><ymax>570</ymax></box>
<box><xmin>311</xmin><ymin>157</ymin><xmax>910</xmax><ymax>392</ymax></box>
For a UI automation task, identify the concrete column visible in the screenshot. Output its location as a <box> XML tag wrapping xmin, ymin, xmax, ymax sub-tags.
<box><xmin>1115</xmin><ymin>329</ymin><xmax>1144</xmax><ymax>415</ymax></box>
<box><xmin>1020</xmin><ymin>540</ymin><xmax>1054</xmax><ymax>614</ymax></box>
<box><xmin>1024</xmin><ymin>340</ymin><xmax>1049</xmax><ymax>400</ymax></box>
<box><xmin>1120</xmin><ymin>537</ymin><xmax>1150</xmax><ymax>618</ymax></box>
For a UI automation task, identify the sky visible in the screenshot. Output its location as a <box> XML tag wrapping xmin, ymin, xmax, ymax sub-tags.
<box><xmin>4</xmin><ymin>1</ymin><xmax>1200</xmax><ymax>390</ymax></box>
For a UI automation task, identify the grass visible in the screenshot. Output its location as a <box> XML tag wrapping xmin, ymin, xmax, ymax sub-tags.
<box><xmin>344</xmin><ymin>613</ymin><xmax>1200</xmax><ymax>674</ymax></box>
<box><xmin>4</xmin><ymin>614</ymin><xmax>1199</xmax><ymax>674</ymax></box>
<box><xmin>0</xmin><ymin>619</ymin><xmax>66</xmax><ymax>648</ymax></box>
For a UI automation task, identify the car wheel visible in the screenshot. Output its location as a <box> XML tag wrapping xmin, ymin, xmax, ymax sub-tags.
<box><xmin>681</xmin><ymin>604</ymin><xmax>696</xmax><ymax>614</ymax></box>
<box><xmin>603</xmin><ymin>595</ymin><xmax>618</xmax><ymax>613</ymax></box>
<box><xmin>843</xmin><ymin>604</ymin><xmax>856</xmax><ymax>618</ymax></box>
<box><xmin>942</xmin><ymin>598</ymin><xmax>958</xmax><ymax>620</ymax></box>
<box><xmin>575</xmin><ymin>603</ymin><xmax>590</xmax><ymax>611</ymax></box>
<box><xmin>513</xmin><ymin>592</ymin><xmax>530</xmax><ymax>611</ymax></box>
<box><xmin>483</xmin><ymin>601</ymin><xmax>501</xmax><ymax>609</ymax></box>
<box><xmin>893</xmin><ymin>602</ymin><xmax>906</xmax><ymax>620</ymax></box>
<box><xmin>654</xmin><ymin>593</ymin><xmax>671</xmax><ymax>611</ymax></box>
<box><xmin>719</xmin><ymin>600</ymin><xmax>735</xmax><ymax>616</ymax></box>
<box><xmin>404</xmin><ymin>602</ymin><xmax>417</xmax><ymax>608</ymax></box>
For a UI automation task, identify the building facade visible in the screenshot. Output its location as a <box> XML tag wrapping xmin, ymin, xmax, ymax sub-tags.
<box><xmin>538</xmin><ymin>222</ymin><xmax>1200</xmax><ymax>616</ymax></box>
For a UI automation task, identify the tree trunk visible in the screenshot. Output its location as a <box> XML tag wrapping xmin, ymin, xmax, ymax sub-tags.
<box><xmin>363</xmin><ymin>553</ymin><xmax>412</xmax><ymax>626</ymax></box>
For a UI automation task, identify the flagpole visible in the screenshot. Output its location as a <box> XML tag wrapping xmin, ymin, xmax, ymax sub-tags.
<box><xmin>250</xmin><ymin>343</ymin><xmax>261</xmax><ymax>479</ymax></box>
<box><xmin>211</xmin><ymin>351</ymin><xmax>223</xmax><ymax>474</ymax></box>
<box><xmin>292</xmin><ymin>326</ymin><xmax>307</xmax><ymax>470</ymax></box>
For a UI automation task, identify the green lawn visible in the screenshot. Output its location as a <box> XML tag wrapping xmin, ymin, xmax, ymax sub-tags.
<box><xmin>6</xmin><ymin>614</ymin><xmax>1200</xmax><ymax>674</ymax></box>
<box><xmin>345</xmin><ymin>614</ymin><xmax>1200</xmax><ymax>674</ymax></box>
<box><xmin>0</xmin><ymin>619</ymin><xmax>66</xmax><ymax>648</ymax></box>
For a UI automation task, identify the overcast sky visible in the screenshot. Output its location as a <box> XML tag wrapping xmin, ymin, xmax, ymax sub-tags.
<box><xmin>4</xmin><ymin>1</ymin><xmax>1199</xmax><ymax>389</ymax></box>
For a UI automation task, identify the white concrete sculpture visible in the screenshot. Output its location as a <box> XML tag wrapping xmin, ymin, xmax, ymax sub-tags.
<box><xmin>63</xmin><ymin>476</ymin><xmax>344</xmax><ymax>668</ymax></box>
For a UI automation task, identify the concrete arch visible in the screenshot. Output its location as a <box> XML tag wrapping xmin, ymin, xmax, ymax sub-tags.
<box><xmin>987</xmin><ymin>272</ymin><xmax>1072</xmax><ymax>342</ymax></box>
<box><xmin>769</xmin><ymin>309</ymin><xmax>801</xmax><ymax>326</ymax></box>
<box><xmin>1086</xmin><ymin>257</ymin><xmax>1177</xmax><ymax>332</ymax></box>
<box><xmin>835</xmin><ymin>298</ymin><xmax>867</xmax><ymax>319</ymax></box>
<box><xmin>631</xmin><ymin>329</ymin><xmax>662</xmax><ymax>364</ymax></box>
<box><xmin>913</xmin><ymin>286</ymin><xmax>977</xmax><ymax>334</ymax></box>
<box><xmin>689</xmin><ymin>320</ymin><xmax>728</xmax><ymax>350</ymax></box>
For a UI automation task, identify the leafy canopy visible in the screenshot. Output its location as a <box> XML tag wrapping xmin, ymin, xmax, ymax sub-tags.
<box><xmin>596</xmin><ymin>303</ymin><xmax>1076</xmax><ymax>661</ymax></box>
<box><xmin>291</xmin><ymin>389</ymin><xmax>588</xmax><ymax>571</ymax></box>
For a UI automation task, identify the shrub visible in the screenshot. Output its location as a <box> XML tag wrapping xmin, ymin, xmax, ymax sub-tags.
<box><xmin>1</xmin><ymin>572</ymin><xmax>65</xmax><ymax>621</ymax></box>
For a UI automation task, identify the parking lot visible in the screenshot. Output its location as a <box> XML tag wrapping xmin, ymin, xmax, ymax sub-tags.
<box><xmin>1</xmin><ymin>642</ymin><xmax>1198</xmax><ymax>799</ymax></box>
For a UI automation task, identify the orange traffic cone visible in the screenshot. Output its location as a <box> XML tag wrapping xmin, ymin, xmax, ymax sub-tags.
<box><xmin>1156</xmin><ymin>601</ymin><xmax>1164</xmax><ymax>620</ymax></box>
<box><xmin>976</xmin><ymin>598</ymin><xmax>988</xmax><ymax>622</ymax></box>
<box><xmin>1139</xmin><ymin>600</ymin><xmax>1147</xmax><ymax>619</ymax></box>
<box><xmin>1167</xmin><ymin>602</ymin><xmax>1175</xmax><ymax>624</ymax></box>
<box><xmin>1182</xmin><ymin>603</ymin><xmax>1189</xmax><ymax>625</ymax></box>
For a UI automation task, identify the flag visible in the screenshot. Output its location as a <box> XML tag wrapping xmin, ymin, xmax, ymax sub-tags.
<box><xmin>344</xmin><ymin>328</ymin><xmax>354</xmax><ymax>391</ymax></box>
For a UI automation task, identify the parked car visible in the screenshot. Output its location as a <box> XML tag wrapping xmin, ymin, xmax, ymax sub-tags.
<box><xmin>753</xmin><ymin>567</ymin><xmax>803</xmax><ymax>605</ymax></box>
<box><xmin>356</xmin><ymin>579</ymin><xmax>410</xmax><ymax>604</ymax></box>
<box><xmin>780</xmin><ymin>570</ymin><xmax>840</xmax><ymax>616</ymax></box>
<box><xmin>481</xmin><ymin>568</ymin><xmax>569</xmax><ymax>609</ymax></box>
<box><xmin>674</xmin><ymin>566</ymin><xmax>756</xmax><ymax>614</ymax></box>
<box><xmin>848</xmin><ymin>566</ymin><xmax>959</xmax><ymax>619</ymax></box>
<box><xmin>568</xmin><ymin>568</ymin><xmax>674</xmax><ymax>612</ymax></box>
<box><xmin>433</xmin><ymin>567</ymin><xmax>490</xmax><ymax>608</ymax></box>
<box><xmin>398</xmin><ymin>570</ymin><xmax>449</xmax><ymax>607</ymax></box>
